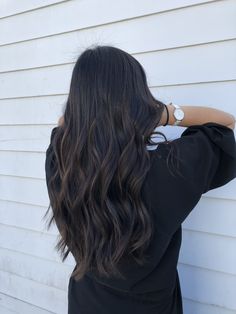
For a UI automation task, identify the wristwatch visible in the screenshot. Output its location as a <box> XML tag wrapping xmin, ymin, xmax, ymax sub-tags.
<box><xmin>170</xmin><ymin>103</ymin><xmax>184</xmax><ymax>126</ymax></box>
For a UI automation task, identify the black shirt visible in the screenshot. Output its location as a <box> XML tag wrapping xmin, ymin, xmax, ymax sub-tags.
<box><xmin>45</xmin><ymin>122</ymin><xmax>236</xmax><ymax>314</ymax></box>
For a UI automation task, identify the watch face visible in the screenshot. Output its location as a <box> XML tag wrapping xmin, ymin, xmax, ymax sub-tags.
<box><xmin>175</xmin><ymin>109</ymin><xmax>184</xmax><ymax>120</ymax></box>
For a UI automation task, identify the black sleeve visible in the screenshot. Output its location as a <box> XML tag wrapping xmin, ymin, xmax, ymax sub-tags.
<box><xmin>151</xmin><ymin>122</ymin><xmax>236</xmax><ymax>235</ymax></box>
<box><xmin>175</xmin><ymin>122</ymin><xmax>236</xmax><ymax>195</ymax></box>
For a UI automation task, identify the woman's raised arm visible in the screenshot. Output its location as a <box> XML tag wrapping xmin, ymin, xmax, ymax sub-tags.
<box><xmin>159</xmin><ymin>104</ymin><xmax>235</xmax><ymax>130</ymax></box>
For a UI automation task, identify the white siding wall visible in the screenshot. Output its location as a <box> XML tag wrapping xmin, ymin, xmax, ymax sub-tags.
<box><xmin>0</xmin><ymin>0</ymin><xmax>235</xmax><ymax>313</ymax></box>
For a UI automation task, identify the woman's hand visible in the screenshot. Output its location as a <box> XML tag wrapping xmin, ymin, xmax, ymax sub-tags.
<box><xmin>58</xmin><ymin>115</ymin><xmax>64</xmax><ymax>126</ymax></box>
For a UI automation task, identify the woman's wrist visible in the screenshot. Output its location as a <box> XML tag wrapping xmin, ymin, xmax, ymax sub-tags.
<box><xmin>162</xmin><ymin>105</ymin><xmax>169</xmax><ymax>126</ymax></box>
<box><xmin>157</xmin><ymin>104</ymin><xmax>175</xmax><ymax>126</ymax></box>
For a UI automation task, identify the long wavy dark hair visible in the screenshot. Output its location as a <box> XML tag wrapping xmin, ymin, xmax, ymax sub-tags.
<box><xmin>44</xmin><ymin>45</ymin><xmax>178</xmax><ymax>281</ymax></box>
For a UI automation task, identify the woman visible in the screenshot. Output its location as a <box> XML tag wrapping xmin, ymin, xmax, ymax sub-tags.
<box><xmin>44</xmin><ymin>45</ymin><xmax>236</xmax><ymax>314</ymax></box>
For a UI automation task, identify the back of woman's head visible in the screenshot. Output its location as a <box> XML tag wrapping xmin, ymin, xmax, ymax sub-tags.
<box><xmin>44</xmin><ymin>44</ymin><xmax>170</xmax><ymax>281</ymax></box>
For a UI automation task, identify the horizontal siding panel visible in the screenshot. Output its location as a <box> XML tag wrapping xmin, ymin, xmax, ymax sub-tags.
<box><xmin>182</xmin><ymin>197</ymin><xmax>236</xmax><ymax>237</ymax></box>
<box><xmin>0</xmin><ymin>248</ymin><xmax>73</xmax><ymax>291</ymax></box>
<box><xmin>183</xmin><ymin>297</ymin><xmax>236</xmax><ymax>314</ymax></box>
<box><xmin>139</xmin><ymin>40</ymin><xmax>236</xmax><ymax>87</ymax></box>
<box><xmin>153</xmin><ymin>80</ymin><xmax>236</xmax><ymax>109</ymax></box>
<box><xmin>0</xmin><ymin>305</ymin><xmax>17</xmax><ymax>314</ymax></box>
<box><xmin>0</xmin><ymin>64</ymin><xmax>72</xmax><ymax>99</ymax></box>
<box><xmin>0</xmin><ymin>270</ymin><xmax>67</xmax><ymax>314</ymax></box>
<box><xmin>0</xmin><ymin>82</ymin><xmax>236</xmax><ymax>125</ymax></box>
<box><xmin>0</xmin><ymin>0</ymin><xmax>215</xmax><ymax>45</ymax></box>
<box><xmin>1</xmin><ymin>0</ymin><xmax>236</xmax><ymax>72</ymax></box>
<box><xmin>0</xmin><ymin>95</ymin><xmax>65</xmax><ymax>125</ymax></box>
<box><xmin>178</xmin><ymin>263</ymin><xmax>236</xmax><ymax>310</ymax></box>
<box><xmin>0</xmin><ymin>0</ymin><xmax>68</xmax><ymax>19</ymax></box>
<box><xmin>0</xmin><ymin>125</ymin><xmax>54</xmax><ymax>152</ymax></box>
<box><xmin>0</xmin><ymin>223</ymin><xmax>75</xmax><ymax>265</ymax></box>
<box><xmin>0</xmin><ymin>151</ymin><xmax>44</xmax><ymax>178</ymax></box>
<box><xmin>0</xmin><ymin>175</ymin><xmax>49</xmax><ymax>206</ymax></box>
<box><xmin>0</xmin><ymin>292</ymin><xmax>54</xmax><ymax>314</ymax></box>
<box><xmin>1</xmin><ymin>40</ymin><xmax>236</xmax><ymax>99</ymax></box>
<box><xmin>0</xmin><ymin>200</ymin><xmax>58</xmax><ymax>235</ymax></box>
<box><xmin>179</xmin><ymin>229</ymin><xmax>236</xmax><ymax>274</ymax></box>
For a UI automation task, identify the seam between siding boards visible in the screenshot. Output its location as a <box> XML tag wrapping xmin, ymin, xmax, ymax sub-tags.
<box><xmin>0</xmin><ymin>0</ymin><xmax>222</xmax><ymax>47</ymax></box>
